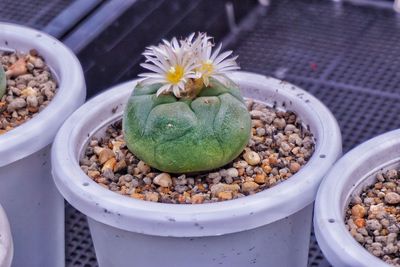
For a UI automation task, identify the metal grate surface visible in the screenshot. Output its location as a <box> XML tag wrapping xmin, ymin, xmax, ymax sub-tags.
<box><xmin>66</xmin><ymin>203</ymin><xmax>97</xmax><ymax>267</ymax></box>
<box><xmin>235</xmin><ymin>0</ymin><xmax>400</xmax><ymax>152</ymax></box>
<box><xmin>62</xmin><ymin>0</ymin><xmax>400</xmax><ymax>266</ymax></box>
<box><xmin>0</xmin><ymin>0</ymin><xmax>73</xmax><ymax>30</ymax></box>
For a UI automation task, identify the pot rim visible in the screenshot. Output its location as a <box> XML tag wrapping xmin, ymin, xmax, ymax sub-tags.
<box><xmin>0</xmin><ymin>22</ymin><xmax>85</xmax><ymax>167</ymax></box>
<box><xmin>0</xmin><ymin>204</ymin><xmax>13</xmax><ymax>267</ymax></box>
<box><xmin>314</xmin><ymin>129</ymin><xmax>400</xmax><ymax>267</ymax></box>
<box><xmin>52</xmin><ymin>71</ymin><xmax>342</xmax><ymax>237</ymax></box>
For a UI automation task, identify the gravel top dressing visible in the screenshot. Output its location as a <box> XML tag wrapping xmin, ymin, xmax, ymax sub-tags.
<box><xmin>346</xmin><ymin>168</ymin><xmax>400</xmax><ymax>266</ymax></box>
<box><xmin>0</xmin><ymin>50</ymin><xmax>57</xmax><ymax>134</ymax></box>
<box><xmin>80</xmin><ymin>99</ymin><xmax>315</xmax><ymax>204</ymax></box>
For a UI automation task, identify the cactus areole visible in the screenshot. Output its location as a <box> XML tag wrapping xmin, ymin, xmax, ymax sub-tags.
<box><xmin>123</xmin><ymin>33</ymin><xmax>251</xmax><ymax>173</ymax></box>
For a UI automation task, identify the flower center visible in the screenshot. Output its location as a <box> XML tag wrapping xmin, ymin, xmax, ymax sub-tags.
<box><xmin>200</xmin><ymin>60</ymin><xmax>214</xmax><ymax>75</ymax></box>
<box><xmin>166</xmin><ymin>65</ymin><xmax>184</xmax><ymax>84</ymax></box>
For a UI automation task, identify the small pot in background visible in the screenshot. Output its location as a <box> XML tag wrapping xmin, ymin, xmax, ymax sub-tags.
<box><xmin>314</xmin><ymin>129</ymin><xmax>400</xmax><ymax>267</ymax></box>
<box><xmin>0</xmin><ymin>204</ymin><xmax>13</xmax><ymax>267</ymax></box>
<box><xmin>0</xmin><ymin>23</ymin><xmax>86</xmax><ymax>267</ymax></box>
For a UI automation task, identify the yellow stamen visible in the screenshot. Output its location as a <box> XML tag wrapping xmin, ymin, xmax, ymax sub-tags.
<box><xmin>200</xmin><ymin>60</ymin><xmax>214</xmax><ymax>75</ymax></box>
<box><xmin>166</xmin><ymin>65</ymin><xmax>184</xmax><ymax>84</ymax></box>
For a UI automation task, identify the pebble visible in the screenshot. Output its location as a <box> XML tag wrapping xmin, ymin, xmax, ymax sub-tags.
<box><xmin>98</xmin><ymin>148</ymin><xmax>115</xmax><ymax>164</ymax></box>
<box><xmin>242</xmin><ymin>181</ymin><xmax>260</xmax><ymax>193</ymax></box>
<box><xmin>153</xmin><ymin>173</ymin><xmax>172</xmax><ymax>187</ymax></box>
<box><xmin>210</xmin><ymin>183</ymin><xmax>240</xmax><ymax>195</ymax></box>
<box><xmin>137</xmin><ymin>161</ymin><xmax>150</xmax><ymax>173</ymax></box>
<box><xmin>7</xmin><ymin>98</ymin><xmax>26</xmax><ymax>111</ymax></box>
<box><xmin>0</xmin><ymin>51</ymin><xmax>57</xmax><ymax>134</ymax></box>
<box><xmin>289</xmin><ymin>162</ymin><xmax>301</xmax><ymax>173</ymax></box>
<box><xmin>243</xmin><ymin>150</ymin><xmax>261</xmax><ymax>165</ymax></box>
<box><xmin>254</xmin><ymin>173</ymin><xmax>266</xmax><ymax>184</ymax></box>
<box><xmin>385</xmin><ymin>192</ymin><xmax>400</xmax><ymax>204</ymax></box>
<box><xmin>273</xmin><ymin>118</ymin><xmax>286</xmax><ymax>129</ymax></box>
<box><xmin>217</xmin><ymin>191</ymin><xmax>233</xmax><ymax>200</ymax></box>
<box><xmin>80</xmin><ymin>101</ymin><xmax>315</xmax><ymax>204</ymax></box>
<box><xmin>346</xmin><ymin>168</ymin><xmax>400</xmax><ymax>266</ymax></box>
<box><xmin>225</xmin><ymin>168</ymin><xmax>239</xmax><ymax>178</ymax></box>
<box><xmin>145</xmin><ymin>192</ymin><xmax>159</xmax><ymax>202</ymax></box>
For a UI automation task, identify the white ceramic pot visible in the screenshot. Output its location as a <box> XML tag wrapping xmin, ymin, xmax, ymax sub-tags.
<box><xmin>52</xmin><ymin>72</ymin><xmax>341</xmax><ymax>267</ymax></box>
<box><xmin>0</xmin><ymin>204</ymin><xmax>13</xmax><ymax>267</ymax></box>
<box><xmin>0</xmin><ymin>23</ymin><xmax>86</xmax><ymax>267</ymax></box>
<box><xmin>314</xmin><ymin>129</ymin><xmax>400</xmax><ymax>267</ymax></box>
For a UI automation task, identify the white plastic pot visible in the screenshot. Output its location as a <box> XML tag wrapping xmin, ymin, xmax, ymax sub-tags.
<box><xmin>0</xmin><ymin>23</ymin><xmax>86</xmax><ymax>267</ymax></box>
<box><xmin>52</xmin><ymin>72</ymin><xmax>341</xmax><ymax>267</ymax></box>
<box><xmin>314</xmin><ymin>129</ymin><xmax>400</xmax><ymax>267</ymax></box>
<box><xmin>0</xmin><ymin>204</ymin><xmax>13</xmax><ymax>267</ymax></box>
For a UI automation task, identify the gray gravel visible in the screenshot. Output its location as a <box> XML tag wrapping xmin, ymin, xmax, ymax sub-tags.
<box><xmin>79</xmin><ymin>99</ymin><xmax>315</xmax><ymax>204</ymax></box>
<box><xmin>346</xmin><ymin>168</ymin><xmax>400</xmax><ymax>266</ymax></box>
<box><xmin>0</xmin><ymin>50</ymin><xmax>57</xmax><ymax>134</ymax></box>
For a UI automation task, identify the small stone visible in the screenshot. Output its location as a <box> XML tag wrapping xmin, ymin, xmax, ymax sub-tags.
<box><xmin>143</xmin><ymin>177</ymin><xmax>152</xmax><ymax>185</ymax></box>
<box><xmin>131</xmin><ymin>179</ymin><xmax>139</xmax><ymax>188</ymax></box>
<box><xmin>268</xmin><ymin>154</ymin><xmax>278</xmax><ymax>165</ymax></box>
<box><xmin>102</xmin><ymin>157</ymin><xmax>116</xmax><ymax>172</ymax></box>
<box><xmin>21</xmin><ymin>87</ymin><xmax>37</xmax><ymax>97</ymax></box>
<box><xmin>26</xmin><ymin>95</ymin><xmax>38</xmax><ymax>107</ymax></box>
<box><xmin>98</xmin><ymin>148</ymin><xmax>115</xmax><ymax>164</ymax></box>
<box><xmin>226</xmin><ymin>168</ymin><xmax>239</xmax><ymax>178</ymax></box>
<box><xmin>242</xmin><ymin>181</ymin><xmax>260</xmax><ymax>193</ymax></box>
<box><xmin>386</xmin><ymin>169</ymin><xmax>398</xmax><ymax>179</ymax></box>
<box><xmin>7</xmin><ymin>98</ymin><xmax>26</xmax><ymax>111</ymax></box>
<box><xmin>217</xmin><ymin>191</ymin><xmax>233</xmax><ymax>200</ymax></box>
<box><xmin>353</xmin><ymin>233</ymin><xmax>365</xmax><ymax>243</ymax></box>
<box><xmin>145</xmin><ymin>192</ymin><xmax>159</xmax><ymax>202</ymax></box>
<box><xmin>280</xmin><ymin>142</ymin><xmax>291</xmax><ymax>152</ymax></box>
<box><xmin>137</xmin><ymin>161</ymin><xmax>151</xmax><ymax>173</ymax></box>
<box><xmin>114</xmin><ymin>160</ymin><xmax>127</xmax><ymax>172</ymax></box>
<box><xmin>6</xmin><ymin>58</ymin><xmax>27</xmax><ymax>77</ymax></box>
<box><xmin>173</xmin><ymin>175</ymin><xmax>187</xmax><ymax>186</ymax></box>
<box><xmin>131</xmin><ymin>193</ymin><xmax>145</xmax><ymax>200</ymax></box>
<box><xmin>385</xmin><ymin>192</ymin><xmax>400</xmax><ymax>204</ymax></box>
<box><xmin>273</xmin><ymin>118</ymin><xmax>286</xmax><ymax>129</ymax></box>
<box><xmin>254</xmin><ymin>173</ymin><xmax>266</xmax><ymax>184</ymax></box>
<box><xmin>351</xmin><ymin>204</ymin><xmax>366</xmax><ymax>218</ymax></box>
<box><xmin>289</xmin><ymin>162</ymin><xmax>301</xmax><ymax>173</ymax></box>
<box><xmin>284</xmin><ymin>124</ymin><xmax>296</xmax><ymax>133</ymax></box>
<box><xmin>261</xmin><ymin>162</ymin><xmax>272</xmax><ymax>174</ymax></box>
<box><xmin>366</xmin><ymin>219</ymin><xmax>382</xmax><ymax>231</ymax></box>
<box><xmin>191</xmin><ymin>194</ymin><xmax>205</xmax><ymax>204</ymax></box>
<box><xmin>250</xmin><ymin>110</ymin><xmax>264</xmax><ymax>119</ymax></box>
<box><xmin>233</xmin><ymin>160</ymin><xmax>248</xmax><ymax>169</ymax></box>
<box><xmin>87</xmin><ymin>170</ymin><xmax>100</xmax><ymax>178</ymax></box>
<box><xmin>32</xmin><ymin>57</ymin><xmax>45</xmax><ymax>68</ymax></box>
<box><xmin>256</xmin><ymin>127</ymin><xmax>266</xmax><ymax>136</ymax></box>
<box><xmin>175</xmin><ymin>185</ymin><xmax>188</xmax><ymax>193</ymax></box>
<box><xmin>243</xmin><ymin>150</ymin><xmax>261</xmax><ymax>165</ymax></box>
<box><xmin>102</xmin><ymin>168</ymin><xmax>114</xmax><ymax>180</ymax></box>
<box><xmin>121</xmin><ymin>174</ymin><xmax>133</xmax><ymax>182</ymax></box>
<box><xmin>210</xmin><ymin>183</ymin><xmax>240</xmax><ymax>195</ymax></box>
<box><xmin>112</xmin><ymin>141</ymin><xmax>125</xmax><ymax>153</ymax></box>
<box><xmin>153</xmin><ymin>173</ymin><xmax>172</xmax><ymax>187</ymax></box>
<box><xmin>354</xmin><ymin>218</ymin><xmax>366</xmax><ymax>228</ymax></box>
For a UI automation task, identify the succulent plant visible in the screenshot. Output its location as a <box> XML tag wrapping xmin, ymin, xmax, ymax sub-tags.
<box><xmin>0</xmin><ymin>65</ymin><xmax>6</xmax><ymax>99</ymax></box>
<box><xmin>123</xmin><ymin>33</ymin><xmax>251</xmax><ymax>173</ymax></box>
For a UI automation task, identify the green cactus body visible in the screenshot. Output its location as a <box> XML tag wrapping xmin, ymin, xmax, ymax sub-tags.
<box><xmin>123</xmin><ymin>78</ymin><xmax>251</xmax><ymax>173</ymax></box>
<box><xmin>0</xmin><ymin>65</ymin><xmax>6</xmax><ymax>99</ymax></box>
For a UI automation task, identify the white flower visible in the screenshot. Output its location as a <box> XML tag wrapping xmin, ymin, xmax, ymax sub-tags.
<box><xmin>138</xmin><ymin>33</ymin><xmax>239</xmax><ymax>97</ymax></box>
<box><xmin>193</xmin><ymin>33</ymin><xmax>240</xmax><ymax>86</ymax></box>
<box><xmin>139</xmin><ymin>37</ymin><xmax>199</xmax><ymax>97</ymax></box>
